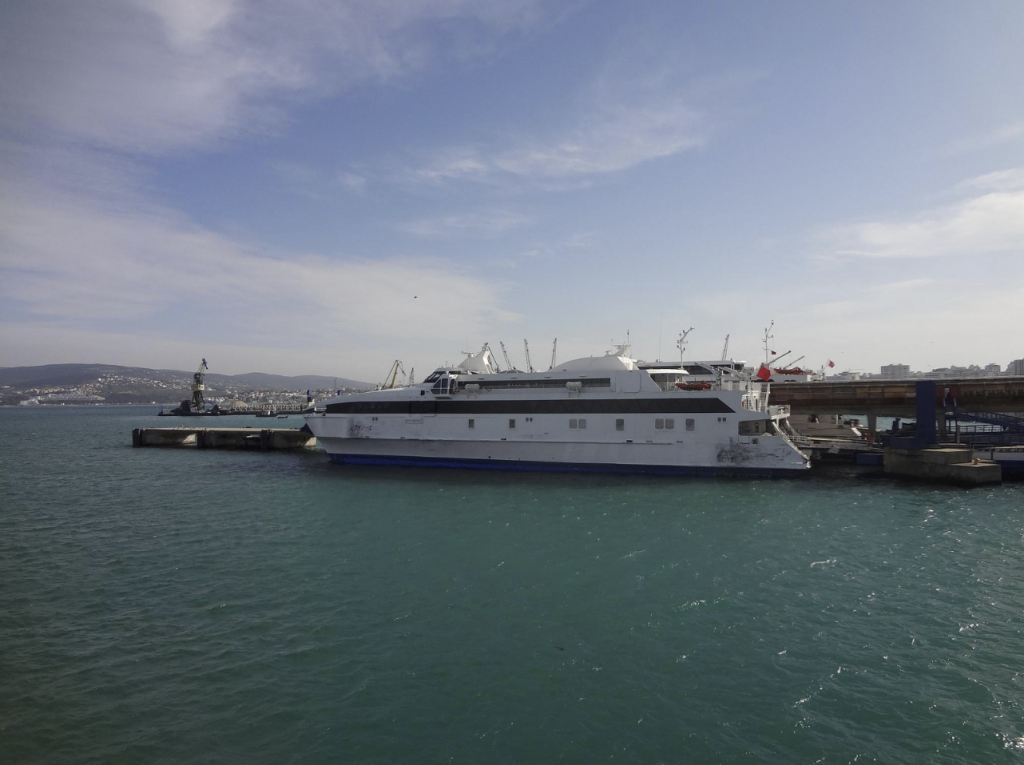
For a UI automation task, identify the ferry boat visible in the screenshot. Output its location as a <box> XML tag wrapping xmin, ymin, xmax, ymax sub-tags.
<box><xmin>304</xmin><ymin>344</ymin><xmax>811</xmax><ymax>477</ymax></box>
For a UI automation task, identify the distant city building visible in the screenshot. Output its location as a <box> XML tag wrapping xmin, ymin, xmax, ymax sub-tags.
<box><xmin>1009</xmin><ymin>358</ymin><xmax>1024</xmax><ymax>376</ymax></box>
<box><xmin>984</xmin><ymin>363</ymin><xmax>1002</xmax><ymax>375</ymax></box>
<box><xmin>880</xmin><ymin>364</ymin><xmax>910</xmax><ymax>379</ymax></box>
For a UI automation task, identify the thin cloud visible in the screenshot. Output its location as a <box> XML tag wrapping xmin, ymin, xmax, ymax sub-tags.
<box><xmin>398</xmin><ymin>98</ymin><xmax>706</xmax><ymax>187</ymax></box>
<box><xmin>956</xmin><ymin>168</ymin><xmax>1024</xmax><ymax>193</ymax></box>
<box><xmin>0</xmin><ymin>168</ymin><xmax>518</xmax><ymax>350</ymax></box>
<box><xmin>820</xmin><ymin>178</ymin><xmax>1024</xmax><ymax>259</ymax></box>
<box><xmin>401</xmin><ymin>210</ymin><xmax>532</xmax><ymax>239</ymax></box>
<box><xmin>943</xmin><ymin>120</ymin><xmax>1024</xmax><ymax>157</ymax></box>
<box><xmin>339</xmin><ymin>171</ymin><xmax>368</xmax><ymax>195</ymax></box>
<box><xmin>0</xmin><ymin>0</ymin><xmax>565</xmax><ymax>154</ymax></box>
<box><xmin>519</xmin><ymin>231</ymin><xmax>597</xmax><ymax>258</ymax></box>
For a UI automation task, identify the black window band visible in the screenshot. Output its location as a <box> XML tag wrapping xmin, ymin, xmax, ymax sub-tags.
<box><xmin>325</xmin><ymin>398</ymin><xmax>734</xmax><ymax>415</ymax></box>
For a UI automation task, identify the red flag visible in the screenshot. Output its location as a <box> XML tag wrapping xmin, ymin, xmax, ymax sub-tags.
<box><xmin>756</xmin><ymin>364</ymin><xmax>771</xmax><ymax>381</ymax></box>
<box><xmin>827</xmin><ymin>359</ymin><xmax>835</xmax><ymax>368</ymax></box>
<box><xmin>771</xmin><ymin>350</ymin><xmax>777</xmax><ymax>355</ymax></box>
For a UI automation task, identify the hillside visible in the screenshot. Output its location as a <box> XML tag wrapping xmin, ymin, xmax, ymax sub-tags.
<box><xmin>0</xmin><ymin>363</ymin><xmax>372</xmax><ymax>405</ymax></box>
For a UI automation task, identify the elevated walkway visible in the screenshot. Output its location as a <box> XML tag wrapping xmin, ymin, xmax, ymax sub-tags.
<box><xmin>771</xmin><ymin>376</ymin><xmax>1024</xmax><ymax>416</ymax></box>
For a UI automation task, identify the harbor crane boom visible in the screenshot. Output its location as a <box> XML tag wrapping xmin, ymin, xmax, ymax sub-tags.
<box><xmin>550</xmin><ymin>338</ymin><xmax>557</xmax><ymax>370</ymax></box>
<box><xmin>499</xmin><ymin>341</ymin><xmax>515</xmax><ymax>371</ymax></box>
<box><xmin>524</xmin><ymin>339</ymin><xmax>534</xmax><ymax>373</ymax></box>
<box><xmin>383</xmin><ymin>359</ymin><xmax>405</xmax><ymax>389</ymax></box>
<box><xmin>721</xmin><ymin>334</ymin><xmax>730</xmax><ymax>360</ymax></box>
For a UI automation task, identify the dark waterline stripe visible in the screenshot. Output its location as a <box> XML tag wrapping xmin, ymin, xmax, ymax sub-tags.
<box><xmin>328</xmin><ymin>453</ymin><xmax>806</xmax><ymax>477</ymax></box>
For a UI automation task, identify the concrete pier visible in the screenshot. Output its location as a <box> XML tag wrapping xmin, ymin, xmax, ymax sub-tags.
<box><xmin>883</xmin><ymin>445</ymin><xmax>1001</xmax><ymax>485</ymax></box>
<box><xmin>132</xmin><ymin>427</ymin><xmax>316</xmax><ymax>451</ymax></box>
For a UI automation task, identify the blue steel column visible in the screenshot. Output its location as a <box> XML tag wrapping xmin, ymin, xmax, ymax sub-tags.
<box><xmin>915</xmin><ymin>380</ymin><xmax>936</xmax><ymax>447</ymax></box>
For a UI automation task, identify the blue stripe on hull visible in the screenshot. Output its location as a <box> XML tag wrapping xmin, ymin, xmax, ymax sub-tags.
<box><xmin>327</xmin><ymin>453</ymin><xmax>807</xmax><ymax>478</ymax></box>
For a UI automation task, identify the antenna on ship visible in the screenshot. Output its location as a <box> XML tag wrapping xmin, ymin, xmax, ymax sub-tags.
<box><xmin>676</xmin><ymin>328</ymin><xmax>694</xmax><ymax>365</ymax></box>
<box><xmin>721</xmin><ymin>334</ymin><xmax>730</xmax><ymax>361</ymax></box>
<box><xmin>499</xmin><ymin>341</ymin><xmax>515</xmax><ymax>372</ymax></box>
<box><xmin>762</xmin><ymin>320</ymin><xmax>775</xmax><ymax>365</ymax></box>
<box><xmin>549</xmin><ymin>338</ymin><xmax>557</xmax><ymax>370</ymax></box>
<box><xmin>523</xmin><ymin>339</ymin><xmax>535</xmax><ymax>373</ymax></box>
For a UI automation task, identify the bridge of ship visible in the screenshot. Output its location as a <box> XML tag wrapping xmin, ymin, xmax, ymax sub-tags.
<box><xmin>770</xmin><ymin>377</ymin><xmax>1024</xmax><ymax>417</ymax></box>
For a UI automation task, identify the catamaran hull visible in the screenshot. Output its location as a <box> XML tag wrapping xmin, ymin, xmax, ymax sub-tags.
<box><xmin>313</xmin><ymin>433</ymin><xmax>810</xmax><ymax>477</ymax></box>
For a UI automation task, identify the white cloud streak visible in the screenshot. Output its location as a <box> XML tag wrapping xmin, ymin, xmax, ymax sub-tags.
<box><xmin>0</xmin><ymin>157</ymin><xmax>518</xmax><ymax>370</ymax></box>
<box><xmin>401</xmin><ymin>96</ymin><xmax>706</xmax><ymax>186</ymax></box>
<box><xmin>943</xmin><ymin>120</ymin><xmax>1024</xmax><ymax>156</ymax></box>
<box><xmin>0</xmin><ymin>0</ymin><xmax>561</xmax><ymax>154</ymax></box>
<box><xmin>401</xmin><ymin>210</ymin><xmax>532</xmax><ymax>239</ymax></box>
<box><xmin>821</xmin><ymin>175</ymin><xmax>1024</xmax><ymax>259</ymax></box>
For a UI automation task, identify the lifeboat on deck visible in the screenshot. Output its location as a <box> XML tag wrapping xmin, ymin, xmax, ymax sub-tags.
<box><xmin>675</xmin><ymin>381</ymin><xmax>712</xmax><ymax>391</ymax></box>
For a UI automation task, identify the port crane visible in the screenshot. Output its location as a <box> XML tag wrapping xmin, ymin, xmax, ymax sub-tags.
<box><xmin>549</xmin><ymin>338</ymin><xmax>557</xmax><ymax>370</ymax></box>
<box><xmin>523</xmin><ymin>339</ymin><xmax>535</xmax><ymax>373</ymax></box>
<box><xmin>720</xmin><ymin>334</ymin><xmax>730</xmax><ymax>360</ymax></box>
<box><xmin>499</xmin><ymin>341</ymin><xmax>516</xmax><ymax>372</ymax></box>
<box><xmin>190</xmin><ymin>359</ymin><xmax>208</xmax><ymax>413</ymax></box>
<box><xmin>382</xmin><ymin>360</ymin><xmax>406</xmax><ymax>389</ymax></box>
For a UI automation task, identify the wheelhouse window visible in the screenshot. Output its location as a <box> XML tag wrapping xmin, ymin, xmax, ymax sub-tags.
<box><xmin>569</xmin><ymin>419</ymin><xmax>578</xmax><ymax>429</ymax></box>
<box><xmin>578</xmin><ymin>419</ymin><xmax>587</xmax><ymax>430</ymax></box>
<box><xmin>665</xmin><ymin>418</ymin><xmax>674</xmax><ymax>430</ymax></box>
<box><xmin>468</xmin><ymin>419</ymin><xmax>475</xmax><ymax>429</ymax></box>
<box><xmin>616</xmin><ymin>418</ymin><xmax>625</xmax><ymax>431</ymax></box>
<box><xmin>508</xmin><ymin>419</ymin><xmax>516</xmax><ymax>429</ymax></box>
<box><xmin>655</xmin><ymin>418</ymin><xmax>664</xmax><ymax>430</ymax></box>
<box><xmin>685</xmin><ymin>418</ymin><xmax>695</xmax><ymax>431</ymax></box>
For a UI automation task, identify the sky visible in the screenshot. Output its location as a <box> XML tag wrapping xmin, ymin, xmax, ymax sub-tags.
<box><xmin>1</xmin><ymin>0</ymin><xmax>1022</xmax><ymax>382</ymax></box>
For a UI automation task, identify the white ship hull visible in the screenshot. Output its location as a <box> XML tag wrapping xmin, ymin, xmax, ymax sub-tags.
<box><xmin>314</xmin><ymin>431</ymin><xmax>808</xmax><ymax>477</ymax></box>
<box><xmin>306</xmin><ymin>365</ymin><xmax>810</xmax><ymax>476</ymax></box>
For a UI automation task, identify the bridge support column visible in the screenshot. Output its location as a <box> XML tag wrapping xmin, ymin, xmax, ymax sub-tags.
<box><xmin>867</xmin><ymin>413</ymin><xmax>877</xmax><ymax>435</ymax></box>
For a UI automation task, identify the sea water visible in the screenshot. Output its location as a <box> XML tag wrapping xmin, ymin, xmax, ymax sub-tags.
<box><xmin>2</xmin><ymin>406</ymin><xmax>1023</xmax><ymax>763</ymax></box>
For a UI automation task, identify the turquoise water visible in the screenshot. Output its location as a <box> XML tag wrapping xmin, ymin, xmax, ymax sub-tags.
<box><xmin>2</xmin><ymin>406</ymin><xmax>1024</xmax><ymax>763</ymax></box>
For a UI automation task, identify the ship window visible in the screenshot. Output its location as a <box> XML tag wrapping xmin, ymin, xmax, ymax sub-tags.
<box><xmin>569</xmin><ymin>419</ymin><xmax>577</xmax><ymax>429</ymax></box>
<box><xmin>685</xmin><ymin>418</ymin><xmax>695</xmax><ymax>431</ymax></box>
<box><xmin>468</xmin><ymin>419</ymin><xmax>475</xmax><ymax>429</ymax></box>
<box><xmin>655</xmin><ymin>418</ymin><xmax>664</xmax><ymax>430</ymax></box>
<box><xmin>616</xmin><ymin>418</ymin><xmax>625</xmax><ymax>431</ymax></box>
<box><xmin>665</xmin><ymin>418</ymin><xmax>674</xmax><ymax>429</ymax></box>
<box><xmin>508</xmin><ymin>419</ymin><xmax>515</xmax><ymax>429</ymax></box>
<box><xmin>579</xmin><ymin>419</ymin><xmax>587</xmax><ymax>430</ymax></box>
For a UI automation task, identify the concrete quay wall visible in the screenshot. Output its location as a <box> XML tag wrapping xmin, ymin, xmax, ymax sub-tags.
<box><xmin>133</xmin><ymin>427</ymin><xmax>316</xmax><ymax>451</ymax></box>
<box><xmin>883</xmin><ymin>446</ymin><xmax>1001</xmax><ymax>485</ymax></box>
